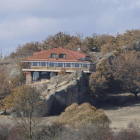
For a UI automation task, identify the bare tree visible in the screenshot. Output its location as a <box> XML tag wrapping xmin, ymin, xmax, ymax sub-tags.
<box><xmin>5</xmin><ymin>85</ymin><xmax>45</xmax><ymax>140</ymax></box>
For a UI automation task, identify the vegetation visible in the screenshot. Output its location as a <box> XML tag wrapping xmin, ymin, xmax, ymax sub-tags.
<box><xmin>4</xmin><ymin>85</ymin><xmax>45</xmax><ymax>140</ymax></box>
<box><xmin>0</xmin><ymin>64</ymin><xmax>22</xmax><ymax>110</ymax></box>
<box><xmin>0</xmin><ymin>28</ymin><xmax>140</xmax><ymax>139</ymax></box>
<box><xmin>1</xmin><ymin>112</ymin><xmax>140</xmax><ymax>140</ymax></box>
<box><xmin>58</xmin><ymin>68</ymin><xmax>67</xmax><ymax>75</ymax></box>
<box><xmin>59</xmin><ymin>103</ymin><xmax>110</xmax><ymax>127</ymax></box>
<box><xmin>89</xmin><ymin>50</ymin><xmax>140</xmax><ymax>98</ymax></box>
<box><xmin>6</xmin><ymin>29</ymin><xmax>140</xmax><ymax>59</ymax></box>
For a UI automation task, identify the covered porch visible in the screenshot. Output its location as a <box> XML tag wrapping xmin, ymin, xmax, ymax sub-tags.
<box><xmin>25</xmin><ymin>71</ymin><xmax>58</xmax><ymax>84</ymax></box>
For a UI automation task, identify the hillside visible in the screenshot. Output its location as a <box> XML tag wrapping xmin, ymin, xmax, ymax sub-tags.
<box><xmin>0</xmin><ymin>29</ymin><xmax>140</xmax><ymax>139</ymax></box>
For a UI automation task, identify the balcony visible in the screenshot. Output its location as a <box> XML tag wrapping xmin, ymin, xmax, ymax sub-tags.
<box><xmin>22</xmin><ymin>62</ymin><xmax>95</xmax><ymax>73</ymax></box>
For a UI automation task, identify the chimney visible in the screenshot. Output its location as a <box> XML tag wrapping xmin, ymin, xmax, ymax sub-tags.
<box><xmin>41</xmin><ymin>47</ymin><xmax>44</xmax><ymax>51</ymax></box>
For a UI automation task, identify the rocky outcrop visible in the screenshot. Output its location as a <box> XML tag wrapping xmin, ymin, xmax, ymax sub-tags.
<box><xmin>40</xmin><ymin>70</ymin><xmax>88</xmax><ymax>116</ymax></box>
<box><xmin>95</xmin><ymin>51</ymin><xmax>115</xmax><ymax>66</ymax></box>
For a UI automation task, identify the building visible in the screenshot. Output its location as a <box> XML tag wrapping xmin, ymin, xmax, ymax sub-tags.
<box><xmin>22</xmin><ymin>47</ymin><xmax>95</xmax><ymax>84</ymax></box>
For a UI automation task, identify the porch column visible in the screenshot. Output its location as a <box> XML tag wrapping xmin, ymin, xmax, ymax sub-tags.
<box><xmin>39</xmin><ymin>72</ymin><xmax>42</xmax><ymax>81</ymax></box>
<box><xmin>47</xmin><ymin>72</ymin><xmax>50</xmax><ymax>79</ymax></box>
<box><xmin>26</xmin><ymin>72</ymin><xmax>33</xmax><ymax>84</ymax></box>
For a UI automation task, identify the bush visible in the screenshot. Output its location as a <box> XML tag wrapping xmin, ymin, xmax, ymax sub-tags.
<box><xmin>115</xmin><ymin>129</ymin><xmax>140</xmax><ymax>140</ymax></box>
<box><xmin>0</xmin><ymin>124</ymin><xmax>26</xmax><ymax>140</ymax></box>
<box><xmin>58</xmin><ymin>103</ymin><xmax>110</xmax><ymax>128</ymax></box>
<box><xmin>58</xmin><ymin>68</ymin><xmax>66</xmax><ymax>75</ymax></box>
<box><xmin>0</xmin><ymin>124</ymin><xmax>10</xmax><ymax>140</ymax></box>
<box><xmin>36</xmin><ymin>123</ymin><xmax>64</xmax><ymax>140</ymax></box>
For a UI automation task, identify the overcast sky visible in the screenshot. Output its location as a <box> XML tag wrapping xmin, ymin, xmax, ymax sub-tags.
<box><xmin>0</xmin><ymin>0</ymin><xmax>140</xmax><ymax>55</ymax></box>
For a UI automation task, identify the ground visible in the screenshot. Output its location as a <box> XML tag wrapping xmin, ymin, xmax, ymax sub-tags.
<box><xmin>0</xmin><ymin>104</ymin><xmax>140</xmax><ymax>132</ymax></box>
<box><xmin>0</xmin><ymin>115</ymin><xmax>59</xmax><ymax>126</ymax></box>
<box><xmin>105</xmin><ymin>104</ymin><xmax>140</xmax><ymax>132</ymax></box>
<box><xmin>0</xmin><ymin>93</ymin><xmax>140</xmax><ymax>132</ymax></box>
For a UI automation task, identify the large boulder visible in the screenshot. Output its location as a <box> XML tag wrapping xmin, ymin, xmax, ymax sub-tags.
<box><xmin>41</xmin><ymin>70</ymin><xmax>89</xmax><ymax>116</ymax></box>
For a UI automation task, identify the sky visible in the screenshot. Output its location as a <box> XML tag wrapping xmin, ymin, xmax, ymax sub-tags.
<box><xmin>0</xmin><ymin>0</ymin><xmax>140</xmax><ymax>55</ymax></box>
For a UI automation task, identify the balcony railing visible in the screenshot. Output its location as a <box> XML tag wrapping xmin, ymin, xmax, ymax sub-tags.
<box><xmin>22</xmin><ymin>62</ymin><xmax>95</xmax><ymax>72</ymax></box>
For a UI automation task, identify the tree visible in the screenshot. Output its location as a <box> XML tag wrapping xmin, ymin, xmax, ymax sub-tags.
<box><xmin>82</xmin><ymin>37</ymin><xmax>94</xmax><ymax>53</ymax></box>
<box><xmin>4</xmin><ymin>85</ymin><xmax>45</xmax><ymax>140</ymax></box>
<box><xmin>89</xmin><ymin>58</ymin><xmax>113</xmax><ymax>97</ymax></box>
<box><xmin>43</xmin><ymin>32</ymin><xmax>71</xmax><ymax>49</ymax></box>
<box><xmin>89</xmin><ymin>71</ymin><xmax>108</xmax><ymax>97</ymax></box>
<box><xmin>111</xmin><ymin>51</ymin><xmax>140</xmax><ymax>98</ymax></box>
<box><xmin>89</xmin><ymin>50</ymin><xmax>140</xmax><ymax>98</ymax></box>
<box><xmin>101</xmin><ymin>43</ymin><xmax>117</xmax><ymax>54</ymax></box>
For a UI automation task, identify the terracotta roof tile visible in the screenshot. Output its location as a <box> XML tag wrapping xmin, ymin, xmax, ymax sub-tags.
<box><xmin>25</xmin><ymin>47</ymin><xmax>88</xmax><ymax>63</ymax></box>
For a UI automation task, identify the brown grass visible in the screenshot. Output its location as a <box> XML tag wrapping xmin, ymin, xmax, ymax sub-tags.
<box><xmin>105</xmin><ymin>104</ymin><xmax>140</xmax><ymax>132</ymax></box>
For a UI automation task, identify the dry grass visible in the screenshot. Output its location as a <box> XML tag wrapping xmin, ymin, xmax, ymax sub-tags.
<box><xmin>105</xmin><ymin>103</ymin><xmax>140</xmax><ymax>132</ymax></box>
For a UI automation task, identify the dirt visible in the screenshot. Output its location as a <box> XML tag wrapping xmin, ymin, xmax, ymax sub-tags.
<box><xmin>104</xmin><ymin>104</ymin><xmax>140</xmax><ymax>132</ymax></box>
<box><xmin>0</xmin><ymin>115</ymin><xmax>15</xmax><ymax>125</ymax></box>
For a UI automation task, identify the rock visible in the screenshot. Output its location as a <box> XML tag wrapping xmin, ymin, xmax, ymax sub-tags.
<box><xmin>40</xmin><ymin>70</ymin><xmax>88</xmax><ymax>116</ymax></box>
<box><xmin>95</xmin><ymin>51</ymin><xmax>115</xmax><ymax>66</ymax></box>
<box><xmin>0</xmin><ymin>110</ymin><xmax>4</xmax><ymax>115</ymax></box>
<box><xmin>9</xmin><ymin>112</ymin><xmax>17</xmax><ymax>118</ymax></box>
<box><xmin>6</xmin><ymin>108</ymin><xmax>14</xmax><ymax>115</ymax></box>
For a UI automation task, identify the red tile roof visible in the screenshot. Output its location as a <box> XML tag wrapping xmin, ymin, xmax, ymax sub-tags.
<box><xmin>24</xmin><ymin>47</ymin><xmax>89</xmax><ymax>63</ymax></box>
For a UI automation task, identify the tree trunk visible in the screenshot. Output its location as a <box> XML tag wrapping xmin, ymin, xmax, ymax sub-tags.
<box><xmin>29</xmin><ymin>114</ymin><xmax>32</xmax><ymax>140</ymax></box>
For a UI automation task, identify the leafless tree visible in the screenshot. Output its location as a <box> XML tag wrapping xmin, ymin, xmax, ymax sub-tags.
<box><xmin>5</xmin><ymin>85</ymin><xmax>45</xmax><ymax>140</ymax></box>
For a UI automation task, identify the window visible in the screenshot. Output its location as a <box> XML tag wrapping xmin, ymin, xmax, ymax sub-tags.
<box><xmin>40</xmin><ymin>62</ymin><xmax>46</xmax><ymax>66</ymax></box>
<box><xmin>33</xmin><ymin>72</ymin><xmax>39</xmax><ymax>81</ymax></box>
<box><xmin>32</xmin><ymin>62</ymin><xmax>37</xmax><ymax>66</ymax></box>
<box><xmin>51</xmin><ymin>53</ymin><xmax>57</xmax><ymax>58</ymax></box>
<box><xmin>48</xmin><ymin>62</ymin><xmax>54</xmax><ymax>67</ymax></box>
<box><xmin>85</xmin><ymin>56</ymin><xmax>91</xmax><ymax>61</ymax></box>
<box><xmin>58</xmin><ymin>63</ymin><xmax>63</xmax><ymax>67</ymax></box>
<box><xmin>65</xmin><ymin>63</ymin><xmax>71</xmax><ymax>67</ymax></box>
<box><xmin>37</xmin><ymin>62</ymin><xmax>40</xmax><ymax>66</ymax></box>
<box><xmin>41</xmin><ymin>72</ymin><xmax>47</xmax><ymax>79</ymax></box>
<box><xmin>59</xmin><ymin>54</ymin><xmax>66</xmax><ymax>58</ymax></box>
<box><xmin>82</xmin><ymin>63</ymin><xmax>88</xmax><ymax>68</ymax></box>
<box><xmin>74</xmin><ymin>63</ymin><xmax>79</xmax><ymax>67</ymax></box>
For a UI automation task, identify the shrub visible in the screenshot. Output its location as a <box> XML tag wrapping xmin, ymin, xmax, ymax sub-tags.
<box><xmin>0</xmin><ymin>124</ymin><xmax>26</xmax><ymax>140</ymax></box>
<box><xmin>58</xmin><ymin>103</ymin><xmax>110</xmax><ymax>128</ymax></box>
<box><xmin>115</xmin><ymin>129</ymin><xmax>140</xmax><ymax>140</ymax></box>
<box><xmin>36</xmin><ymin>123</ymin><xmax>64</xmax><ymax>140</ymax></box>
<box><xmin>0</xmin><ymin>124</ymin><xmax>11</xmax><ymax>140</ymax></box>
<box><xmin>58</xmin><ymin>68</ymin><xmax>66</xmax><ymax>75</ymax></box>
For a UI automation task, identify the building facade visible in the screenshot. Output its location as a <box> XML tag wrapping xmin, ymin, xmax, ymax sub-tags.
<box><xmin>22</xmin><ymin>47</ymin><xmax>95</xmax><ymax>84</ymax></box>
